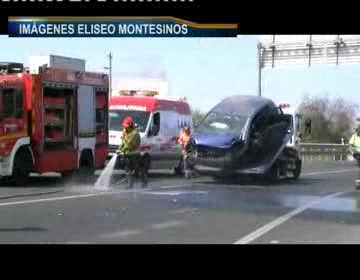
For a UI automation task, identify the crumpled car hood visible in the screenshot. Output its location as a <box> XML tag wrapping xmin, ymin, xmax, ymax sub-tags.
<box><xmin>192</xmin><ymin>132</ymin><xmax>240</xmax><ymax>148</ymax></box>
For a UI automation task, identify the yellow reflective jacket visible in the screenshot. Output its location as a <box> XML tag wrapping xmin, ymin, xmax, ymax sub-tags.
<box><xmin>119</xmin><ymin>128</ymin><xmax>141</xmax><ymax>155</ymax></box>
<box><xmin>349</xmin><ymin>133</ymin><xmax>360</xmax><ymax>153</ymax></box>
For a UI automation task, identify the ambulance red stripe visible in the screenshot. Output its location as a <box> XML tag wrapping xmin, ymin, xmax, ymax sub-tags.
<box><xmin>110</xmin><ymin>96</ymin><xmax>190</xmax><ymax>115</ymax></box>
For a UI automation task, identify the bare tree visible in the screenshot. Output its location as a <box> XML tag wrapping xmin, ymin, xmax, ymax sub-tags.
<box><xmin>191</xmin><ymin>108</ymin><xmax>206</xmax><ymax>128</ymax></box>
<box><xmin>298</xmin><ymin>94</ymin><xmax>358</xmax><ymax>143</ymax></box>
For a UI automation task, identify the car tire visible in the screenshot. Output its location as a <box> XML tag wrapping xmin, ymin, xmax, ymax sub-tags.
<box><xmin>12</xmin><ymin>147</ymin><xmax>32</xmax><ymax>185</ymax></box>
<box><xmin>212</xmin><ymin>175</ymin><xmax>223</xmax><ymax>182</ymax></box>
<box><xmin>263</xmin><ymin>162</ymin><xmax>281</xmax><ymax>184</ymax></box>
<box><xmin>292</xmin><ymin>159</ymin><xmax>302</xmax><ymax>180</ymax></box>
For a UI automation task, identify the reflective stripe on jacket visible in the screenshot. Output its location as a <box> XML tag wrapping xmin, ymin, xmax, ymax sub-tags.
<box><xmin>119</xmin><ymin>128</ymin><xmax>141</xmax><ymax>155</ymax></box>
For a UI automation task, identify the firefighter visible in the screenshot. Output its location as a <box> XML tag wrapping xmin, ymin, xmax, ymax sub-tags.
<box><xmin>117</xmin><ymin>116</ymin><xmax>147</xmax><ymax>188</ymax></box>
<box><xmin>178</xmin><ymin>126</ymin><xmax>193</xmax><ymax>178</ymax></box>
<box><xmin>350</xmin><ymin>125</ymin><xmax>360</xmax><ymax>156</ymax></box>
<box><xmin>349</xmin><ymin>125</ymin><xmax>360</xmax><ymax>188</ymax></box>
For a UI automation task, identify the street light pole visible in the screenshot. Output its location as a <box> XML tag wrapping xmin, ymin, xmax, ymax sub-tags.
<box><xmin>257</xmin><ymin>42</ymin><xmax>262</xmax><ymax>97</ymax></box>
<box><xmin>108</xmin><ymin>52</ymin><xmax>112</xmax><ymax>97</ymax></box>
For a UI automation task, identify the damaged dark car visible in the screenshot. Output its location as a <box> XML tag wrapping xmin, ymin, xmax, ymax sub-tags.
<box><xmin>190</xmin><ymin>95</ymin><xmax>301</xmax><ymax>181</ymax></box>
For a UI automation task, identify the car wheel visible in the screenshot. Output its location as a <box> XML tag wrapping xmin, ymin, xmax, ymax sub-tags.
<box><xmin>212</xmin><ymin>175</ymin><xmax>224</xmax><ymax>182</ymax></box>
<box><xmin>263</xmin><ymin>162</ymin><xmax>281</xmax><ymax>184</ymax></box>
<box><xmin>292</xmin><ymin>159</ymin><xmax>302</xmax><ymax>180</ymax></box>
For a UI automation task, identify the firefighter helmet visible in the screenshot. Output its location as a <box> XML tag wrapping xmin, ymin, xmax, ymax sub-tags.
<box><xmin>122</xmin><ymin>116</ymin><xmax>134</xmax><ymax>128</ymax></box>
<box><xmin>183</xmin><ymin>126</ymin><xmax>191</xmax><ymax>135</ymax></box>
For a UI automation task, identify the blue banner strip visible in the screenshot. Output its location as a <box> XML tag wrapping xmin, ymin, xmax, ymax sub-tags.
<box><xmin>8</xmin><ymin>21</ymin><xmax>238</xmax><ymax>38</ymax></box>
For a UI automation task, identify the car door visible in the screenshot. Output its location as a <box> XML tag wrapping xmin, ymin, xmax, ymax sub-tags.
<box><xmin>254</xmin><ymin>105</ymin><xmax>291</xmax><ymax>163</ymax></box>
<box><xmin>147</xmin><ymin>112</ymin><xmax>162</xmax><ymax>169</ymax></box>
<box><xmin>248</xmin><ymin>107</ymin><xmax>268</xmax><ymax>164</ymax></box>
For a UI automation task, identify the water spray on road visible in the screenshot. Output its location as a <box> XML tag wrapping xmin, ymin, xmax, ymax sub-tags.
<box><xmin>94</xmin><ymin>154</ymin><xmax>118</xmax><ymax>191</ymax></box>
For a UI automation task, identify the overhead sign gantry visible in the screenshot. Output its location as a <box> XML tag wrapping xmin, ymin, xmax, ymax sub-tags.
<box><xmin>257</xmin><ymin>35</ymin><xmax>360</xmax><ymax>96</ymax></box>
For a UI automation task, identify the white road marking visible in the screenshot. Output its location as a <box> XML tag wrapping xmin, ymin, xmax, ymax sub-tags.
<box><xmin>159</xmin><ymin>184</ymin><xmax>194</xmax><ymax>189</ymax></box>
<box><xmin>0</xmin><ymin>193</ymin><xmax>110</xmax><ymax>207</ymax></box>
<box><xmin>144</xmin><ymin>190</ymin><xmax>208</xmax><ymax>196</ymax></box>
<box><xmin>234</xmin><ymin>191</ymin><xmax>349</xmax><ymax>245</ymax></box>
<box><xmin>302</xmin><ymin>169</ymin><xmax>358</xmax><ymax>177</ymax></box>
<box><xmin>0</xmin><ymin>183</ymin><xmax>201</xmax><ymax>207</ymax></box>
<box><xmin>170</xmin><ymin>208</ymin><xmax>199</xmax><ymax>214</ymax></box>
<box><xmin>151</xmin><ymin>220</ymin><xmax>187</xmax><ymax>230</ymax></box>
<box><xmin>64</xmin><ymin>241</ymin><xmax>91</xmax><ymax>244</ymax></box>
<box><xmin>144</xmin><ymin>191</ymin><xmax>183</xmax><ymax>196</ymax></box>
<box><xmin>101</xmin><ymin>230</ymin><xmax>142</xmax><ymax>239</ymax></box>
<box><xmin>216</xmin><ymin>185</ymin><xmax>266</xmax><ymax>190</ymax></box>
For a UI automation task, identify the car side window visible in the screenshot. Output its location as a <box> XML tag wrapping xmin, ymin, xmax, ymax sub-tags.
<box><xmin>150</xmin><ymin>112</ymin><xmax>160</xmax><ymax>137</ymax></box>
<box><xmin>267</xmin><ymin>105</ymin><xmax>281</xmax><ymax>125</ymax></box>
<box><xmin>262</xmin><ymin>105</ymin><xmax>280</xmax><ymax>126</ymax></box>
<box><xmin>252</xmin><ymin>109</ymin><xmax>267</xmax><ymax>134</ymax></box>
<box><xmin>251</xmin><ymin>105</ymin><xmax>279</xmax><ymax>137</ymax></box>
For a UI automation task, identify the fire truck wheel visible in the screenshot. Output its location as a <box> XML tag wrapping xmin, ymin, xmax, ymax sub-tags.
<box><xmin>79</xmin><ymin>150</ymin><xmax>95</xmax><ymax>178</ymax></box>
<box><xmin>12</xmin><ymin>147</ymin><xmax>32</xmax><ymax>184</ymax></box>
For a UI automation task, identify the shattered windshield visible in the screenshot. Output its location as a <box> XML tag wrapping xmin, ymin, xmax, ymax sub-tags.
<box><xmin>196</xmin><ymin>111</ymin><xmax>248</xmax><ymax>135</ymax></box>
<box><xmin>109</xmin><ymin>110</ymin><xmax>150</xmax><ymax>132</ymax></box>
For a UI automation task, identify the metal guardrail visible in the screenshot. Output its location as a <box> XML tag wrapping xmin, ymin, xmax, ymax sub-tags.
<box><xmin>300</xmin><ymin>143</ymin><xmax>351</xmax><ymax>161</ymax></box>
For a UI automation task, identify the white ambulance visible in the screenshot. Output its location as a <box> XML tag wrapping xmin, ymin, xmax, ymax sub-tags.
<box><xmin>108</xmin><ymin>93</ymin><xmax>193</xmax><ymax>171</ymax></box>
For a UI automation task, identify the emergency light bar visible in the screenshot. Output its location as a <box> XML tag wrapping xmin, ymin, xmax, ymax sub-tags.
<box><xmin>279</xmin><ymin>104</ymin><xmax>291</xmax><ymax>108</ymax></box>
<box><xmin>0</xmin><ymin>62</ymin><xmax>24</xmax><ymax>74</ymax></box>
<box><xmin>119</xmin><ymin>90</ymin><xmax>159</xmax><ymax>97</ymax></box>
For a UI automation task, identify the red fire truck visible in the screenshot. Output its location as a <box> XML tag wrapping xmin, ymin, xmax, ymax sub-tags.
<box><xmin>0</xmin><ymin>55</ymin><xmax>109</xmax><ymax>182</ymax></box>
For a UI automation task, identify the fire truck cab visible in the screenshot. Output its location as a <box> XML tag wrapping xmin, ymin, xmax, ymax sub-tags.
<box><xmin>0</xmin><ymin>55</ymin><xmax>109</xmax><ymax>181</ymax></box>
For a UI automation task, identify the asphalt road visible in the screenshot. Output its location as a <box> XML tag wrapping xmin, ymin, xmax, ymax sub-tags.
<box><xmin>0</xmin><ymin>161</ymin><xmax>359</xmax><ymax>244</ymax></box>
